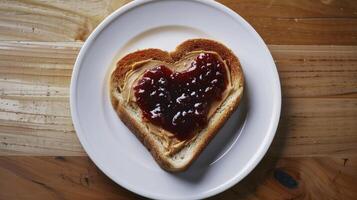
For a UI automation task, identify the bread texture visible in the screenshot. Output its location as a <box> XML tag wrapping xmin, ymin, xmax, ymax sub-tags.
<box><xmin>110</xmin><ymin>39</ymin><xmax>244</xmax><ymax>172</ymax></box>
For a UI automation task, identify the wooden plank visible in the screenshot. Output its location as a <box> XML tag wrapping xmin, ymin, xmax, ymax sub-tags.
<box><xmin>1</xmin><ymin>97</ymin><xmax>355</xmax><ymax>157</ymax></box>
<box><xmin>212</xmin><ymin>155</ymin><xmax>357</xmax><ymax>200</ymax></box>
<box><xmin>0</xmin><ymin>41</ymin><xmax>82</xmax><ymax>155</ymax></box>
<box><xmin>0</xmin><ymin>156</ymin><xmax>138</xmax><ymax>200</ymax></box>
<box><xmin>0</xmin><ymin>42</ymin><xmax>356</xmax><ymax>156</ymax></box>
<box><xmin>219</xmin><ymin>0</ymin><xmax>357</xmax><ymax>45</ymax></box>
<box><xmin>0</xmin><ymin>156</ymin><xmax>355</xmax><ymax>200</ymax></box>
<box><xmin>220</xmin><ymin>0</ymin><xmax>357</xmax><ymax>18</ymax></box>
<box><xmin>272</xmin><ymin>98</ymin><xmax>357</xmax><ymax>157</ymax></box>
<box><xmin>0</xmin><ymin>42</ymin><xmax>355</xmax><ymax>98</ymax></box>
<box><xmin>270</xmin><ymin>45</ymin><xmax>357</xmax><ymax>98</ymax></box>
<box><xmin>0</xmin><ymin>0</ymin><xmax>130</xmax><ymax>41</ymax></box>
<box><xmin>0</xmin><ymin>0</ymin><xmax>356</xmax><ymax>44</ymax></box>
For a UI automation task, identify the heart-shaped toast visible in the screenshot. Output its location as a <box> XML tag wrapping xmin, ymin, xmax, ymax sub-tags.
<box><xmin>110</xmin><ymin>39</ymin><xmax>244</xmax><ymax>171</ymax></box>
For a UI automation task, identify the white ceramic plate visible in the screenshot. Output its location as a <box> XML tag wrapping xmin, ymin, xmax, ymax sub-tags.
<box><xmin>70</xmin><ymin>0</ymin><xmax>281</xmax><ymax>199</ymax></box>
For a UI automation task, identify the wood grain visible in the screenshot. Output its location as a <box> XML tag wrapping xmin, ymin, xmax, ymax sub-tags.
<box><xmin>0</xmin><ymin>42</ymin><xmax>83</xmax><ymax>156</ymax></box>
<box><xmin>0</xmin><ymin>156</ymin><xmax>138</xmax><ymax>200</ymax></box>
<box><xmin>273</xmin><ymin>98</ymin><xmax>357</xmax><ymax>157</ymax></box>
<box><xmin>0</xmin><ymin>0</ymin><xmax>356</xmax><ymax>44</ymax></box>
<box><xmin>0</xmin><ymin>1</ymin><xmax>357</xmax><ymax>199</ymax></box>
<box><xmin>270</xmin><ymin>45</ymin><xmax>357</xmax><ymax>98</ymax></box>
<box><xmin>212</xmin><ymin>155</ymin><xmax>357</xmax><ymax>200</ymax></box>
<box><xmin>0</xmin><ymin>42</ymin><xmax>356</xmax><ymax>156</ymax></box>
<box><xmin>219</xmin><ymin>0</ymin><xmax>357</xmax><ymax>45</ymax></box>
<box><xmin>0</xmin><ymin>0</ymin><xmax>130</xmax><ymax>41</ymax></box>
<box><xmin>0</xmin><ymin>156</ymin><xmax>355</xmax><ymax>200</ymax></box>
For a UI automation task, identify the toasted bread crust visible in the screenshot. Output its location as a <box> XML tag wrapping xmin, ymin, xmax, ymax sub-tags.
<box><xmin>110</xmin><ymin>39</ymin><xmax>244</xmax><ymax>171</ymax></box>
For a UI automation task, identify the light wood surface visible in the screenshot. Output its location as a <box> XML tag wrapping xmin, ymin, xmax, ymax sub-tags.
<box><xmin>1</xmin><ymin>0</ymin><xmax>356</xmax><ymax>44</ymax></box>
<box><xmin>0</xmin><ymin>0</ymin><xmax>356</xmax><ymax>200</ymax></box>
<box><xmin>0</xmin><ymin>43</ymin><xmax>356</xmax><ymax>157</ymax></box>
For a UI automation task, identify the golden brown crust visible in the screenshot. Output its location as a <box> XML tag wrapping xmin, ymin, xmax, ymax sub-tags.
<box><xmin>173</xmin><ymin>39</ymin><xmax>244</xmax><ymax>87</ymax></box>
<box><xmin>116</xmin><ymin>102</ymin><xmax>176</xmax><ymax>170</ymax></box>
<box><xmin>110</xmin><ymin>39</ymin><xmax>244</xmax><ymax>172</ymax></box>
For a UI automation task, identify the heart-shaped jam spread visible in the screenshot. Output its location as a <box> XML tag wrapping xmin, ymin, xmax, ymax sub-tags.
<box><xmin>134</xmin><ymin>52</ymin><xmax>228</xmax><ymax>140</ymax></box>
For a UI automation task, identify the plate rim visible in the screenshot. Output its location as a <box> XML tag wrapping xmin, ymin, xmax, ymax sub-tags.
<box><xmin>70</xmin><ymin>0</ymin><xmax>282</xmax><ymax>199</ymax></box>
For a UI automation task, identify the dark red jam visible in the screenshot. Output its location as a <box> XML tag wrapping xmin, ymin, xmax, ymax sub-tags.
<box><xmin>134</xmin><ymin>53</ymin><xmax>228</xmax><ymax>140</ymax></box>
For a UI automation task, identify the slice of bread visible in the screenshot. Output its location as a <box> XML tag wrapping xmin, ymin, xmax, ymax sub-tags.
<box><xmin>110</xmin><ymin>39</ymin><xmax>244</xmax><ymax>172</ymax></box>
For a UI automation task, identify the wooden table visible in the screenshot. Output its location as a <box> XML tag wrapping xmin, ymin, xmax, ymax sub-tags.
<box><xmin>0</xmin><ymin>0</ymin><xmax>356</xmax><ymax>199</ymax></box>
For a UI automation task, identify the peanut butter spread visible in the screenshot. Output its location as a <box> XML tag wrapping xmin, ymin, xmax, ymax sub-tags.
<box><xmin>117</xmin><ymin>51</ymin><xmax>233</xmax><ymax>156</ymax></box>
